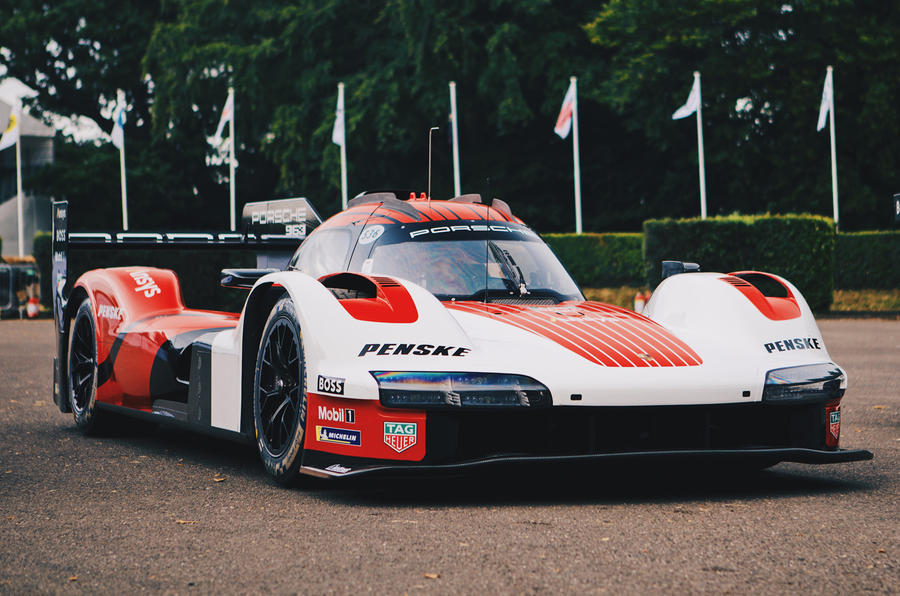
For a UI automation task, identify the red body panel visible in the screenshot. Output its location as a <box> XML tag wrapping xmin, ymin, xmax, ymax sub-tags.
<box><xmin>446</xmin><ymin>300</ymin><xmax>702</xmax><ymax>367</ymax></box>
<box><xmin>318</xmin><ymin>200</ymin><xmax>522</xmax><ymax>230</ymax></box>
<box><xmin>722</xmin><ymin>272</ymin><xmax>801</xmax><ymax>321</ymax></box>
<box><xmin>320</xmin><ymin>273</ymin><xmax>419</xmax><ymax>323</ymax></box>
<box><xmin>305</xmin><ymin>393</ymin><xmax>426</xmax><ymax>461</ymax></box>
<box><xmin>76</xmin><ymin>267</ymin><xmax>238</xmax><ymax>409</ymax></box>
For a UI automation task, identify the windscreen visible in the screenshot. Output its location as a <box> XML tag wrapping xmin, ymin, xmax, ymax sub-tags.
<box><xmin>350</xmin><ymin>223</ymin><xmax>583</xmax><ymax>303</ymax></box>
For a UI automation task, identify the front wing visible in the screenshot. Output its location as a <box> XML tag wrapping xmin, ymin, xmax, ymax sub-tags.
<box><xmin>299</xmin><ymin>392</ymin><xmax>873</xmax><ymax>478</ymax></box>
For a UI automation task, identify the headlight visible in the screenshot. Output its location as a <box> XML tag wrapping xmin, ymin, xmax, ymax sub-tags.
<box><xmin>373</xmin><ymin>371</ymin><xmax>551</xmax><ymax>409</ymax></box>
<box><xmin>763</xmin><ymin>363</ymin><xmax>845</xmax><ymax>403</ymax></box>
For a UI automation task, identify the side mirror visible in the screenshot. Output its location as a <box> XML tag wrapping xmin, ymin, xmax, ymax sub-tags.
<box><xmin>220</xmin><ymin>268</ymin><xmax>278</xmax><ymax>290</ymax></box>
<box><xmin>661</xmin><ymin>260</ymin><xmax>701</xmax><ymax>281</ymax></box>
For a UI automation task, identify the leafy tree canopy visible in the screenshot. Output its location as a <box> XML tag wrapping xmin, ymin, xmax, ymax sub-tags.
<box><xmin>1</xmin><ymin>0</ymin><xmax>896</xmax><ymax>232</ymax></box>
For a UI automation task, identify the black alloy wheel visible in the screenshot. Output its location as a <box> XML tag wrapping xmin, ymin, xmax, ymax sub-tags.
<box><xmin>253</xmin><ymin>297</ymin><xmax>308</xmax><ymax>484</ymax></box>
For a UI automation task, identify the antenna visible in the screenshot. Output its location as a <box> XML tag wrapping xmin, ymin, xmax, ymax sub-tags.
<box><xmin>427</xmin><ymin>126</ymin><xmax>439</xmax><ymax>200</ymax></box>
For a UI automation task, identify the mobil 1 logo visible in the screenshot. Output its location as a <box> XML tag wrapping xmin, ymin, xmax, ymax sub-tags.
<box><xmin>317</xmin><ymin>375</ymin><xmax>345</xmax><ymax>395</ymax></box>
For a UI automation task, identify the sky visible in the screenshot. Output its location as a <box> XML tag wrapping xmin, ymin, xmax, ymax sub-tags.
<box><xmin>0</xmin><ymin>63</ymin><xmax>107</xmax><ymax>142</ymax></box>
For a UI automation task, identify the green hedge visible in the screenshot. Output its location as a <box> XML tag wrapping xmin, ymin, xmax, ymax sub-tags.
<box><xmin>543</xmin><ymin>233</ymin><xmax>643</xmax><ymax>288</ymax></box>
<box><xmin>834</xmin><ymin>231</ymin><xmax>900</xmax><ymax>289</ymax></box>
<box><xmin>643</xmin><ymin>214</ymin><xmax>835</xmax><ymax>312</ymax></box>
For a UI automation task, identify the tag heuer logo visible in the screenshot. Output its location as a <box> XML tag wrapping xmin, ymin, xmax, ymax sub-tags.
<box><xmin>384</xmin><ymin>422</ymin><xmax>417</xmax><ymax>453</ymax></box>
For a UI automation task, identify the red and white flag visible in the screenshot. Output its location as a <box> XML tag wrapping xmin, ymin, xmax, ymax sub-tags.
<box><xmin>554</xmin><ymin>79</ymin><xmax>577</xmax><ymax>139</ymax></box>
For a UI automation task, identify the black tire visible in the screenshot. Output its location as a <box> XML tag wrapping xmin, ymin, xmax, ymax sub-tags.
<box><xmin>253</xmin><ymin>297</ymin><xmax>308</xmax><ymax>485</ymax></box>
<box><xmin>68</xmin><ymin>298</ymin><xmax>108</xmax><ymax>434</ymax></box>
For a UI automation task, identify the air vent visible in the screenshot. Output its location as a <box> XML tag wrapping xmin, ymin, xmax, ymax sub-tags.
<box><xmin>372</xmin><ymin>276</ymin><xmax>402</xmax><ymax>287</ymax></box>
<box><xmin>721</xmin><ymin>276</ymin><xmax>752</xmax><ymax>287</ymax></box>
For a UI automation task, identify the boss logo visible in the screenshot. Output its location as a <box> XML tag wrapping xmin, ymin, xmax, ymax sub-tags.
<box><xmin>317</xmin><ymin>375</ymin><xmax>345</xmax><ymax>395</ymax></box>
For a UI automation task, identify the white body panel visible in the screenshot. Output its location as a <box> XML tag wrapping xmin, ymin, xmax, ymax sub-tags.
<box><xmin>207</xmin><ymin>269</ymin><xmax>843</xmax><ymax>421</ymax></box>
<box><xmin>210</xmin><ymin>328</ymin><xmax>242</xmax><ymax>432</ymax></box>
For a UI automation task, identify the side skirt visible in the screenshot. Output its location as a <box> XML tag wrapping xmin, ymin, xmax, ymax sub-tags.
<box><xmin>95</xmin><ymin>401</ymin><xmax>252</xmax><ymax>445</ymax></box>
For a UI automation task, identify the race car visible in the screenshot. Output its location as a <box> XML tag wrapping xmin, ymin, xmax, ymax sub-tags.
<box><xmin>50</xmin><ymin>192</ymin><xmax>872</xmax><ymax>484</ymax></box>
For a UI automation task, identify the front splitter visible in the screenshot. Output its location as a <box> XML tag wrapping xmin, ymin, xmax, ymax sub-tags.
<box><xmin>300</xmin><ymin>447</ymin><xmax>873</xmax><ymax>479</ymax></box>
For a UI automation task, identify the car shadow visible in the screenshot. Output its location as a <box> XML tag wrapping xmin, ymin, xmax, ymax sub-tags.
<box><xmin>308</xmin><ymin>460</ymin><xmax>876</xmax><ymax>507</ymax></box>
<box><xmin>58</xmin><ymin>422</ymin><xmax>876</xmax><ymax>506</ymax></box>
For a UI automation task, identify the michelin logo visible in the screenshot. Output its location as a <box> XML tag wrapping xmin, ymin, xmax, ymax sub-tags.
<box><xmin>316</xmin><ymin>426</ymin><xmax>361</xmax><ymax>447</ymax></box>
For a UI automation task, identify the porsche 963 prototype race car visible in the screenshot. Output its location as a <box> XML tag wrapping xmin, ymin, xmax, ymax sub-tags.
<box><xmin>50</xmin><ymin>192</ymin><xmax>872</xmax><ymax>484</ymax></box>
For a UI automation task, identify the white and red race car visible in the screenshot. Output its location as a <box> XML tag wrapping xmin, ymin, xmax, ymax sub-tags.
<box><xmin>51</xmin><ymin>192</ymin><xmax>872</xmax><ymax>484</ymax></box>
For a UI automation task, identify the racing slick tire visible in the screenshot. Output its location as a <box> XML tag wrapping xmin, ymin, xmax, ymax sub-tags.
<box><xmin>253</xmin><ymin>297</ymin><xmax>309</xmax><ymax>486</ymax></box>
<box><xmin>67</xmin><ymin>298</ymin><xmax>109</xmax><ymax>434</ymax></box>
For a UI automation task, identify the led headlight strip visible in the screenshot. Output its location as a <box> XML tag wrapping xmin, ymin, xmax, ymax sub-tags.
<box><xmin>763</xmin><ymin>363</ymin><xmax>845</xmax><ymax>403</ymax></box>
<box><xmin>373</xmin><ymin>371</ymin><xmax>551</xmax><ymax>409</ymax></box>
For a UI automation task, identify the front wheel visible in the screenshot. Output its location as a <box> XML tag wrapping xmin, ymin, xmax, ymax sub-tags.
<box><xmin>253</xmin><ymin>297</ymin><xmax>308</xmax><ymax>485</ymax></box>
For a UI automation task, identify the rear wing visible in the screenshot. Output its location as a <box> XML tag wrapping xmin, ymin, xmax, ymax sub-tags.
<box><xmin>50</xmin><ymin>197</ymin><xmax>321</xmax><ymax>410</ymax></box>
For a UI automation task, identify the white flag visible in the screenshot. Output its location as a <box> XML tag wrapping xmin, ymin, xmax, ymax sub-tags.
<box><xmin>110</xmin><ymin>90</ymin><xmax>126</xmax><ymax>150</ymax></box>
<box><xmin>554</xmin><ymin>79</ymin><xmax>576</xmax><ymax>139</ymax></box>
<box><xmin>0</xmin><ymin>103</ymin><xmax>21</xmax><ymax>152</ymax></box>
<box><xmin>672</xmin><ymin>75</ymin><xmax>701</xmax><ymax>120</ymax></box>
<box><xmin>816</xmin><ymin>68</ymin><xmax>833</xmax><ymax>132</ymax></box>
<box><xmin>213</xmin><ymin>91</ymin><xmax>233</xmax><ymax>144</ymax></box>
<box><xmin>332</xmin><ymin>86</ymin><xmax>345</xmax><ymax>146</ymax></box>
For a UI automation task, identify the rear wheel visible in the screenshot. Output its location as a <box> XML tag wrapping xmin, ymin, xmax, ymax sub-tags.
<box><xmin>253</xmin><ymin>297</ymin><xmax>308</xmax><ymax>485</ymax></box>
<box><xmin>68</xmin><ymin>298</ymin><xmax>108</xmax><ymax>434</ymax></box>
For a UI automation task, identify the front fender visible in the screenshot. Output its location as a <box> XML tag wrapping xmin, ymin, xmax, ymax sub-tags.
<box><xmin>243</xmin><ymin>271</ymin><xmax>473</xmax><ymax>402</ymax></box>
<box><xmin>643</xmin><ymin>271</ymin><xmax>836</xmax><ymax>376</ymax></box>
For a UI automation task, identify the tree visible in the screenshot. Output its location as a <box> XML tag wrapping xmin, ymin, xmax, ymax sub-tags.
<box><xmin>584</xmin><ymin>0</ymin><xmax>900</xmax><ymax>229</ymax></box>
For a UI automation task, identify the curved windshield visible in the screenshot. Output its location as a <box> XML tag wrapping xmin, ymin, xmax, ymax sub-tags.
<box><xmin>351</xmin><ymin>225</ymin><xmax>582</xmax><ymax>302</ymax></box>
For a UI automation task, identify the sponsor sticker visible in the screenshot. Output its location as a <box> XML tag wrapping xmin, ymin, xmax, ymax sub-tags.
<box><xmin>130</xmin><ymin>270</ymin><xmax>161</xmax><ymax>298</ymax></box>
<box><xmin>384</xmin><ymin>422</ymin><xmax>417</xmax><ymax>453</ymax></box>
<box><xmin>317</xmin><ymin>405</ymin><xmax>355</xmax><ymax>424</ymax></box>
<box><xmin>316</xmin><ymin>375</ymin><xmax>345</xmax><ymax>395</ymax></box>
<box><xmin>358</xmin><ymin>343</ymin><xmax>471</xmax><ymax>357</ymax></box>
<box><xmin>316</xmin><ymin>426</ymin><xmax>361</xmax><ymax>447</ymax></box>
<box><xmin>97</xmin><ymin>304</ymin><xmax>122</xmax><ymax>320</ymax></box>
<box><xmin>325</xmin><ymin>463</ymin><xmax>352</xmax><ymax>474</ymax></box>
<box><xmin>763</xmin><ymin>337</ymin><xmax>821</xmax><ymax>353</ymax></box>
<box><xmin>829</xmin><ymin>409</ymin><xmax>841</xmax><ymax>440</ymax></box>
<box><xmin>358</xmin><ymin>225</ymin><xmax>385</xmax><ymax>245</ymax></box>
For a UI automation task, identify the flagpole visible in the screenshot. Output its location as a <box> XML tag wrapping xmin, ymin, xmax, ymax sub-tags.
<box><xmin>119</xmin><ymin>134</ymin><xmax>128</xmax><ymax>231</ymax></box>
<box><xmin>449</xmin><ymin>81</ymin><xmax>461</xmax><ymax>197</ymax></box>
<box><xmin>337</xmin><ymin>82</ymin><xmax>348</xmax><ymax>210</ymax></box>
<box><xmin>15</xmin><ymin>124</ymin><xmax>24</xmax><ymax>256</ymax></box>
<box><xmin>114</xmin><ymin>90</ymin><xmax>129</xmax><ymax>230</ymax></box>
<box><xmin>693</xmin><ymin>71</ymin><xmax>707</xmax><ymax>220</ymax></box>
<box><xmin>826</xmin><ymin>66</ymin><xmax>839</xmax><ymax>231</ymax></box>
<box><xmin>570</xmin><ymin>76</ymin><xmax>583</xmax><ymax>235</ymax></box>
<box><xmin>227</xmin><ymin>86</ymin><xmax>236</xmax><ymax>231</ymax></box>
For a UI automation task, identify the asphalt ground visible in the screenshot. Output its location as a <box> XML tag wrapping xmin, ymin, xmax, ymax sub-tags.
<box><xmin>0</xmin><ymin>319</ymin><xmax>896</xmax><ymax>594</ymax></box>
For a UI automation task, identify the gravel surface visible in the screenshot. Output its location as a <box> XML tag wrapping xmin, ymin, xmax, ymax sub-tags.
<box><xmin>0</xmin><ymin>319</ymin><xmax>896</xmax><ymax>594</ymax></box>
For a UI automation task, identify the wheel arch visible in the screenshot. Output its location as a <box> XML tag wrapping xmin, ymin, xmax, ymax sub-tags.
<box><xmin>240</xmin><ymin>282</ymin><xmax>289</xmax><ymax>435</ymax></box>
